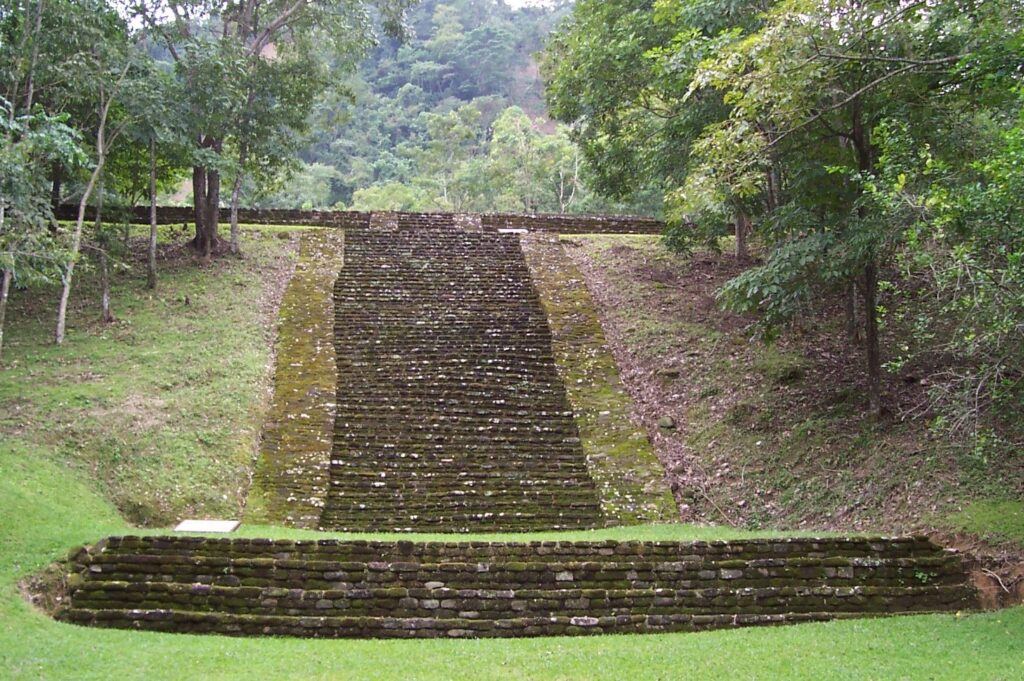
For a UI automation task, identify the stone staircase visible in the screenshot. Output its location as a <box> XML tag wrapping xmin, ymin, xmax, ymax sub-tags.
<box><xmin>58</xmin><ymin>216</ymin><xmax>981</xmax><ymax>640</ymax></box>
<box><xmin>319</xmin><ymin>228</ymin><xmax>604</xmax><ymax>532</ymax></box>
<box><xmin>62</xmin><ymin>535</ymin><xmax>977</xmax><ymax>639</ymax></box>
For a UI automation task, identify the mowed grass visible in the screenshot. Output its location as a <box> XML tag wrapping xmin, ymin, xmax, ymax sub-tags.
<box><xmin>0</xmin><ymin>228</ymin><xmax>1021</xmax><ymax>680</ymax></box>
<box><xmin>944</xmin><ymin>500</ymin><xmax>1024</xmax><ymax>547</ymax></box>
<box><xmin>2</xmin><ymin>453</ymin><xmax>1022</xmax><ymax>681</ymax></box>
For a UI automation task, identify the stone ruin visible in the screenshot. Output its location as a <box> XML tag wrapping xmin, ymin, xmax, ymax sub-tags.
<box><xmin>59</xmin><ymin>210</ymin><xmax>979</xmax><ymax>639</ymax></box>
<box><xmin>63</xmin><ymin>535</ymin><xmax>974</xmax><ymax>638</ymax></box>
<box><xmin>321</xmin><ymin>228</ymin><xmax>603</xmax><ymax>531</ymax></box>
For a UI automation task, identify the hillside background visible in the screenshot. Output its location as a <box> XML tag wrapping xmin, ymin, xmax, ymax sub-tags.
<box><xmin>199</xmin><ymin>0</ymin><xmax>662</xmax><ymax>215</ymax></box>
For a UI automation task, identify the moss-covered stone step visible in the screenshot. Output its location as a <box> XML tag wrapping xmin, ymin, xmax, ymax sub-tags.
<box><xmin>325</xmin><ymin>470</ymin><xmax>596</xmax><ymax>484</ymax></box>
<box><xmin>78</xmin><ymin>535</ymin><xmax>951</xmax><ymax>559</ymax></box>
<box><xmin>63</xmin><ymin>535</ymin><xmax>977</xmax><ymax>639</ymax></box>
<box><xmin>327</xmin><ymin>464</ymin><xmax>594</xmax><ymax>478</ymax></box>
<box><xmin>323</xmin><ymin>228</ymin><xmax>604</xmax><ymax>532</ymax></box>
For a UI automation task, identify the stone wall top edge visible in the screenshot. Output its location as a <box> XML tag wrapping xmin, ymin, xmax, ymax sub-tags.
<box><xmin>54</xmin><ymin>205</ymin><xmax>665</xmax><ymax>228</ymax></box>
<box><xmin>103</xmin><ymin>535</ymin><xmax>936</xmax><ymax>550</ymax></box>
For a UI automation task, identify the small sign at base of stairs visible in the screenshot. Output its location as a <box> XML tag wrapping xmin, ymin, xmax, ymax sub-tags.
<box><xmin>173</xmin><ymin>520</ymin><xmax>240</xmax><ymax>533</ymax></box>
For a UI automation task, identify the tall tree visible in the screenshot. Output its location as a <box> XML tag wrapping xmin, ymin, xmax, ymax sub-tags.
<box><xmin>689</xmin><ymin>0</ymin><xmax>1022</xmax><ymax>414</ymax></box>
<box><xmin>54</xmin><ymin>46</ymin><xmax>135</xmax><ymax>344</ymax></box>
<box><xmin>103</xmin><ymin>65</ymin><xmax>189</xmax><ymax>289</ymax></box>
<box><xmin>411</xmin><ymin>103</ymin><xmax>484</xmax><ymax>210</ymax></box>
<box><xmin>130</xmin><ymin>0</ymin><xmax>413</xmax><ymax>258</ymax></box>
<box><xmin>542</xmin><ymin>0</ymin><xmax>768</xmax><ymax>252</ymax></box>
<box><xmin>0</xmin><ymin>99</ymin><xmax>84</xmax><ymax>358</ymax></box>
<box><xmin>227</xmin><ymin>48</ymin><xmax>327</xmax><ymax>254</ymax></box>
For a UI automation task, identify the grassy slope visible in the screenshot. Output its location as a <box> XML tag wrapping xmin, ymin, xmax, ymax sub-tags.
<box><xmin>567</xmin><ymin>235</ymin><xmax>1024</xmax><ymax>546</ymax></box>
<box><xmin>0</xmin><ymin>229</ymin><xmax>1021</xmax><ymax>680</ymax></box>
<box><xmin>0</xmin><ymin>229</ymin><xmax>297</xmax><ymax>525</ymax></box>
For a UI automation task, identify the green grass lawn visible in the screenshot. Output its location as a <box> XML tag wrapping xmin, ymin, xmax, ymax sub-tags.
<box><xmin>2</xmin><ymin>440</ymin><xmax>1021</xmax><ymax>680</ymax></box>
<box><xmin>943</xmin><ymin>500</ymin><xmax>1024</xmax><ymax>547</ymax></box>
<box><xmin>1</xmin><ymin>228</ymin><xmax>1021</xmax><ymax>680</ymax></box>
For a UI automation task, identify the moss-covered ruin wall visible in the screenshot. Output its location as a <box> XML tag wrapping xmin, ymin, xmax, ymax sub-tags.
<box><xmin>63</xmin><ymin>535</ymin><xmax>976</xmax><ymax>639</ymax></box>
<box><xmin>245</xmin><ymin>231</ymin><xmax>345</xmax><ymax>528</ymax></box>
<box><xmin>319</xmin><ymin>228</ymin><xmax>604</xmax><ymax>532</ymax></box>
<box><xmin>520</xmin><ymin>235</ymin><xmax>678</xmax><ymax>524</ymax></box>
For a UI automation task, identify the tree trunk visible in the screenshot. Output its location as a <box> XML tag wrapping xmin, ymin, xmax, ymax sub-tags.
<box><xmin>734</xmin><ymin>209</ymin><xmax>750</xmax><ymax>261</ymax></box>
<box><xmin>23</xmin><ymin>0</ymin><xmax>44</xmax><ymax>112</ymax></box>
<box><xmin>94</xmin><ymin>173</ymin><xmax>113</xmax><ymax>323</ymax></box>
<box><xmin>55</xmin><ymin>181</ymin><xmax>94</xmax><ymax>344</ymax></box>
<box><xmin>50</xmin><ymin>161</ymin><xmax>62</xmax><ymax>211</ymax></box>
<box><xmin>229</xmin><ymin>141</ymin><xmax>247</xmax><ymax>256</ymax></box>
<box><xmin>765</xmin><ymin>164</ymin><xmax>779</xmax><ymax>213</ymax></box>
<box><xmin>844</xmin><ymin>283</ymin><xmax>859</xmax><ymax>342</ymax></box>
<box><xmin>851</xmin><ymin>97</ymin><xmax>882</xmax><ymax>415</ymax></box>
<box><xmin>204</xmin><ymin>166</ymin><xmax>220</xmax><ymax>261</ymax></box>
<box><xmin>147</xmin><ymin>138</ymin><xmax>158</xmax><ymax>289</ymax></box>
<box><xmin>192</xmin><ymin>163</ymin><xmax>207</xmax><ymax>245</ymax></box>
<box><xmin>0</xmin><ymin>266</ymin><xmax>11</xmax><ymax>361</ymax></box>
<box><xmin>57</xmin><ymin>118</ymin><xmax>109</xmax><ymax>345</ymax></box>
<box><xmin>190</xmin><ymin>136</ymin><xmax>222</xmax><ymax>261</ymax></box>
<box><xmin>863</xmin><ymin>261</ymin><xmax>881</xmax><ymax>415</ymax></box>
<box><xmin>191</xmin><ymin>166</ymin><xmax>221</xmax><ymax>260</ymax></box>
<box><xmin>0</xmin><ymin>205</ymin><xmax>10</xmax><ymax>360</ymax></box>
<box><xmin>99</xmin><ymin>248</ymin><xmax>114</xmax><ymax>323</ymax></box>
<box><xmin>55</xmin><ymin>56</ymin><xmax>126</xmax><ymax>345</ymax></box>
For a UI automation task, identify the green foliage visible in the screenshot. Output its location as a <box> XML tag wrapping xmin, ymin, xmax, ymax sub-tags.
<box><xmin>549</xmin><ymin>0</ymin><xmax>1024</xmax><ymax>420</ymax></box>
<box><xmin>869</xmin><ymin>93</ymin><xmax>1024</xmax><ymax>439</ymax></box>
<box><xmin>256</xmin><ymin>163</ymin><xmax>344</xmax><ymax>210</ymax></box>
<box><xmin>281</xmin><ymin>0</ymin><xmax>652</xmax><ymax>215</ymax></box>
<box><xmin>0</xmin><ymin>100</ymin><xmax>85</xmax><ymax>283</ymax></box>
<box><xmin>351</xmin><ymin>181</ymin><xmax>431</xmax><ymax>211</ymax></box>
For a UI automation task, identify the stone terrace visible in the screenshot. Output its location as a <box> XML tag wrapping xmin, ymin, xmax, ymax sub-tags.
<box><xmin>58</xmin><ymin>212</ymin><xmax>981</xmax><ymax>640</ymax></box>
<box><xmin>319</xmin><ymin>228</ymin><xmax>605</xmax><ymax>532</ymax></box>
<box><xmin>63</xmin><ymin>535</ymin><xmax>977</xmax><ymax>639</ymax></box>
<box><xmin>54</xmin><ymin>205</ymin><xmax>666</xmax><ymax>234</ymax></box>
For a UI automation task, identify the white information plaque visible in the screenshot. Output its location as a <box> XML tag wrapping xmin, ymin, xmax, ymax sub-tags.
<box><xmin>173</xmin><ymin>519</ymin><xmax>240</xmax><ymax>533</ymax></box>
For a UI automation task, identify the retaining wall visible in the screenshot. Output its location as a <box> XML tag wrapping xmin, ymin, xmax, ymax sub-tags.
<box><xmin>54</xmin><ymin>206</ymin><xmax>664</xmax><ymax>234</ymax></box>
<box><xmin>62</xmin><ymin>535</ymin><xmax>976</xmax><ymax>639</ymax></box>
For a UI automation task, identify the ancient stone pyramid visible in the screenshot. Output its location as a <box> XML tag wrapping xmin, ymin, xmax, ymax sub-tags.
<box><xmin>318</xmin><ymin>227</ymin><xmax>604</xmax><ymax>531</ymax></box>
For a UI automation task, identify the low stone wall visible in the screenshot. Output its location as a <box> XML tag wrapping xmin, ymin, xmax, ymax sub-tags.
<box><xmin>54</xmin><ymin>206</ymin><xmax>664</xmax><ymax>234</ymax></box>
<box><xmin>481</xmin><ymin>212</ymin><xmax>664</xmax><ymax>235</ymax></box>
<box><xmin>62</xmin><ymin>535</ymin><xmax>976</xmax><ymax>639</ymax></box>
<box><xmin>54</xmin><ymin>205</ymin><xmax>373</xmax><ymax>228</ymax></box>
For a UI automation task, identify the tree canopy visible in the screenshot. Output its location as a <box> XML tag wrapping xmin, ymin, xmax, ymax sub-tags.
<box><xmin>544</xmin><ymin>0</ymin><xmax>1024</xmax><ymax>430</ymax></box>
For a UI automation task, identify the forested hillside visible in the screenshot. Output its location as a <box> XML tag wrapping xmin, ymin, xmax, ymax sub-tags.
<box><xmin>545</xmin><ymin>0</ymin><xmax>1024</xmax><ymax>483</ymax></box>
<box><xmin>251</xmin><ymin>0</ymin><xmax>659</xmax><ymax>215</ymax></box>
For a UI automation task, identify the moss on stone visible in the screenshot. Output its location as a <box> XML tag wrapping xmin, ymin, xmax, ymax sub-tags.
<box><xmin>245</xmin><ymin>230</ymin><xmax>346</xmax><ymax>528</ymax></box>
<box><xmin>519</xmin><ymin>235</ymin><xmax>678</xmax><ymax>525</ymax></box>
